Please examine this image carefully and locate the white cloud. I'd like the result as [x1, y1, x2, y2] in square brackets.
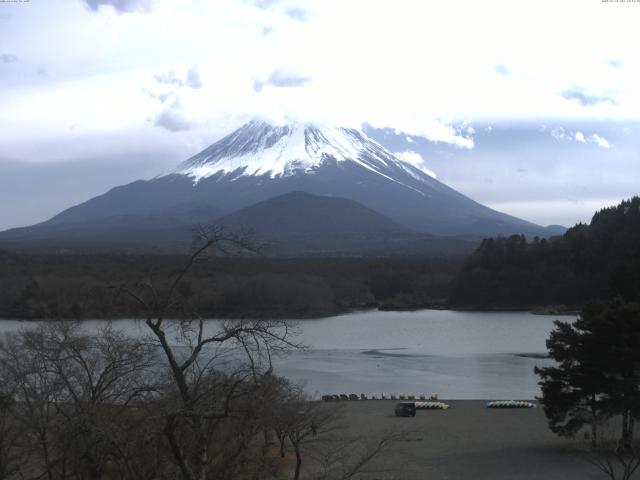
[394, 150, 437, 178]
[0, 53, 18, 63]
[551, 128, 610, 148]
[551, 127, 568, 141]
[0, 0, 638, 162]
[253, 68, 311, 92]
[83, 0, 155, 13]
[589, 133, 610, 148]
[154, 66, 202, 89]
[155, 109, 194, 132]
[2, 0, 640, 233]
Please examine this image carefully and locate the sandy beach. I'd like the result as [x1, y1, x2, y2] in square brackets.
[300, 400, 603, 480]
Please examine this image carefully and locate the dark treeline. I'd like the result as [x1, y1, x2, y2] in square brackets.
[452, 197, 640, 308]
[0, 251, 463, 320]
[6, 196, 639, 320]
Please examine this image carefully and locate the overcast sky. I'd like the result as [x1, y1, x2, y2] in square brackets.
[1, 0, 639, 230]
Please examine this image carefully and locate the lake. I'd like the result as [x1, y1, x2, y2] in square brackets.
[271, 309, 565, 399]
[0, 309, 568, 399]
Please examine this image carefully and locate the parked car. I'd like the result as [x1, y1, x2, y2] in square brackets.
[394, 402, 416, 417]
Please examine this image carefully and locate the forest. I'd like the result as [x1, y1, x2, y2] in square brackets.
[452, 197, 640, 309]
[0, 250, 462, 320]
[2, 196, 640, 320]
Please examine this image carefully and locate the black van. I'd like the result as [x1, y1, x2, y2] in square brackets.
[394, 402, 416, 417]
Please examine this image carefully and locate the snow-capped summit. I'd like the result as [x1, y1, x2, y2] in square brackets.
[172, 120, 431, 188]
[0, 119, 559, 254]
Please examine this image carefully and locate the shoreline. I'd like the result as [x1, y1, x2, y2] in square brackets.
[0, 304, 578, 322]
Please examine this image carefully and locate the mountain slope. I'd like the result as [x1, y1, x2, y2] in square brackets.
[0, 120, 553, 254]
[215, 191, 420, 255]
[217, 191, 409, 237]
[0, 214, 196, 252]
[169, 121, 546, 236]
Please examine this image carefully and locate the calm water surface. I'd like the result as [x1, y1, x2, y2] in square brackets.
[0, 310, 570, 399]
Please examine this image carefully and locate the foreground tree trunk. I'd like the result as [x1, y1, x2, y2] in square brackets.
[623, 410, 630, 448]
[592, 396, 598, 448]
[293, 447, 302, 480]
[280, 435, 286, 458]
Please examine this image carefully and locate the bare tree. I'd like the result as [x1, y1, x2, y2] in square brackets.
[275, 393, 407, 480]
[261, 378, 302, 459]
[115, 225, 302, 480]
[580, 421, 640, 480]
[286, 399, 341, 480]
[0, 322, 159, 480]
[264, 386, 404, 480]
[0, 392, 23, 480]
[310, 430, 408, 480]
[40, 322, 158, 479]
[0, 327, 67, 480]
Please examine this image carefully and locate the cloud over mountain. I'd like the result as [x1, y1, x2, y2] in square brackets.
[154, 67, 202, 89]
[394, 150, 436, 178]
[0, 53, 17, 63]
[83, 0, 155, 13]
[562, 88, 616, 107]
[154, 97, 194, 132]
[253, 69, 311, 92]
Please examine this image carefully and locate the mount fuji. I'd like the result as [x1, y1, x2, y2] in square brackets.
[0, 120, 559, 254]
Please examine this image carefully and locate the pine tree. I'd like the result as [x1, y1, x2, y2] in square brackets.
[594, 299, 640, 448]
[535, 314, 609, 445]
[536, 299, 640, 446]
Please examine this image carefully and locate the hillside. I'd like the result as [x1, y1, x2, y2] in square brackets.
[0, 121, 555, 255]
[452, 197, 640, 308]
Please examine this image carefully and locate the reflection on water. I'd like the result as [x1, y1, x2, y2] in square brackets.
[0, 309, 571, 399]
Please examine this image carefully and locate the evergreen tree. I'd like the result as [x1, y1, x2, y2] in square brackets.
[453, 196, 640, 307]
[535, 313, 609, 445]
[536, 299, 640, 446]
[595, 299, 640, 448]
